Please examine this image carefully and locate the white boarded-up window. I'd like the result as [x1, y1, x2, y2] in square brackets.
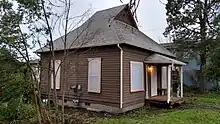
[88, 58, 101, 93]
[51, 60, 61, 89]
[161, 66, 168, 89]
[130, 61, 144, 92]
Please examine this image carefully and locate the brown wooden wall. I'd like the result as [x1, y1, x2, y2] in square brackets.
[122, 44, 152, 108]
[40, 45, 120, 107]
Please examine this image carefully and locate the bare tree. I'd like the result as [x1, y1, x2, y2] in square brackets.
[120, 0, 140, 22]
[37, 0, 92, 123]
[61, 0, 70, 123]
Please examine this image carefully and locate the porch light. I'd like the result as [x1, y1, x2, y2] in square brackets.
[176, 66, 179, 71]
[148, 66, 153, 72]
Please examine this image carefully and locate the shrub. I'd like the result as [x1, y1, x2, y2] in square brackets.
[0, 101, 36, 122]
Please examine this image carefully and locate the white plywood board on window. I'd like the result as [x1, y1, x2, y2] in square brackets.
[88, 58, 101, 93]
[51, 60, 61, 89]
[130, 61, 144, 92]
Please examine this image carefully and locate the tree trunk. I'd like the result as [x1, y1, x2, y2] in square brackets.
[48, 55, 51, 109]
[198, 0, 207, 93]
[61, 1, 70, 123]
[41, 0, 58, 122]
[198, 53, 206, 92]
[199, 68, 205, 92]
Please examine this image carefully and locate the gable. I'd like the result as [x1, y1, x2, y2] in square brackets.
[114, 5, 138, 29]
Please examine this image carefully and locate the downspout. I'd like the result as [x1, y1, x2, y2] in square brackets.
[117, 44, 123, 109]
[167, 65, 171, 104]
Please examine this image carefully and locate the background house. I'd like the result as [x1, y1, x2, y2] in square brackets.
[161, 42, 216, 90]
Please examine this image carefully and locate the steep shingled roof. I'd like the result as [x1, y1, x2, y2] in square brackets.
[36, 4, 175, 57]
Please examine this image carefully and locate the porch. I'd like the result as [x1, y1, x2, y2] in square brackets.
[147, 95, 184, 106]
[144, 54, 186, 107]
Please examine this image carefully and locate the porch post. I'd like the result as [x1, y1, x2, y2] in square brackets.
[180, 66, 183, 98]
[167, 65, 171, 103]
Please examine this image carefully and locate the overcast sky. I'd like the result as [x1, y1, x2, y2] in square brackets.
[70, 0, 168, 43]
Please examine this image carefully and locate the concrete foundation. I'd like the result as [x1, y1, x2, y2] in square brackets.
[57, 100, 145, 113]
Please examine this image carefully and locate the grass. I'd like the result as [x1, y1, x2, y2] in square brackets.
[94, 92, 220, 124]
[96, 109, 220, 124]
[184, 92, 220, 107]
[148, 109, 220, 124]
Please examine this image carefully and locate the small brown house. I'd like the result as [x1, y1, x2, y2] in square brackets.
[37, 4, 186, 113]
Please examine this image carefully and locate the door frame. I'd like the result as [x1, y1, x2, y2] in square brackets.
[145, 64, 152, 99]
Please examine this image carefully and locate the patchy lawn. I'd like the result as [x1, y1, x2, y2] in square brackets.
[96, 109, 220, 124]
[148, 109, 220, 124]
[184, 92, 220, 108]
[94, 92, 220, 124]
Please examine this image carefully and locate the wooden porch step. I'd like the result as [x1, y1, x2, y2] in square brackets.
[146, 96, 184, 108]
[170, 99, 184, 105]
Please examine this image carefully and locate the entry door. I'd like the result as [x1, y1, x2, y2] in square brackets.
[151, 66, 157, 96]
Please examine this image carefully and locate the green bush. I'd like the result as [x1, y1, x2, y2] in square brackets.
[0, 102, 36, 121]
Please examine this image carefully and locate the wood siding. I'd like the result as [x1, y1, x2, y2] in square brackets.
[40, 45, 120, 107]
[122, 44, 152, 108]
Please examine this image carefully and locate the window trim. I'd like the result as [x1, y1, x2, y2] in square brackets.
[130, 61, 144, 93]
[87, 58, 101, 93]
